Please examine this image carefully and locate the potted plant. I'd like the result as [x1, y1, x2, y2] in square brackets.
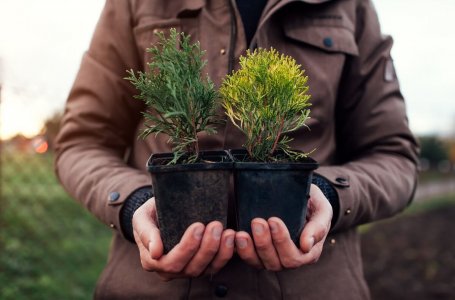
[220, 48, 318, 245]
[126, 29, 232, 253]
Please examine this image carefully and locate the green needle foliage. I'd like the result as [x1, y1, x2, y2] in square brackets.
[220, 48, 312, 162]
[126, 28, 220, 164]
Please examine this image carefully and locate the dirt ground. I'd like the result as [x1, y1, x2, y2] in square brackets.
[361, 203, 455, 300]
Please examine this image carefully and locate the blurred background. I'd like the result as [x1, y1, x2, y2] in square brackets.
[1, 0, 454, 299]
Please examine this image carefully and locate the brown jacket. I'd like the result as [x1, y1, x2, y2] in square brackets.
[55, 0, 419, 299]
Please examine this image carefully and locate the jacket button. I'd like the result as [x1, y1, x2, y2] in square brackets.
[345, 208, 352, 215]
[108, 192, 120, 202]
[323, 37, 333, 48]
[330, 238, 336, 245]
[220, 48, 226, 55]
[214, 284, 228, 297]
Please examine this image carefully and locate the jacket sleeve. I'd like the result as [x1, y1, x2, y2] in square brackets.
[54, 0, 151, 235]
[315, 0, 419, 232]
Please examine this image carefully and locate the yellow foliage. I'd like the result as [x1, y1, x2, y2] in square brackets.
[220, 48, 312, 161]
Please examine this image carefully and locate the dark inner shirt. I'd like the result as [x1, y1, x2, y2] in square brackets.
[235, 0, 268, 45]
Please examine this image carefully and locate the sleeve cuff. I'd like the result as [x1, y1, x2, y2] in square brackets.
[119, 186, 154, 243]
[312, 173, 340, 230]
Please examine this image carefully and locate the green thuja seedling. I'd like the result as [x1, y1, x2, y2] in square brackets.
[220, 48, 312, 161]
[126, 28, 220, 164]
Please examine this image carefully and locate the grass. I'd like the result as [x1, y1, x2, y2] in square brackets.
[0, 151, 112, 300]
[419, 170, 455, 183]
[403, 193, 455, 214]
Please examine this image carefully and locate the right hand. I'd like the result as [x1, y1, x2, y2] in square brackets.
[235, 184, 332, 271]
[132, 197, 236, 281]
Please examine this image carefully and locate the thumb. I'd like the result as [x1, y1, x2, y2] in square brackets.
[147, 222, 163, 260]
[133, 197, 164, 259]
[299, 185, 332, 252]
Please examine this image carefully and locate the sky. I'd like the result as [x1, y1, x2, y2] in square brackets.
[0, 0, 454, 139]
[0, 0, 105, 139]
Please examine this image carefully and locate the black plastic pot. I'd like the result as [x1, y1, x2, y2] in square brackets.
[230, 149, 318, 246]
[147, 150, 233, 253]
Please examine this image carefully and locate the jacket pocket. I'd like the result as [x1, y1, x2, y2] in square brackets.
[283, 19, 358, 56]
[279, 19, 358, 130]
[133, 18, 181, 69]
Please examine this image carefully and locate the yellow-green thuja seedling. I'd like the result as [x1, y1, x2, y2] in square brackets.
[220, 48, 312, 161]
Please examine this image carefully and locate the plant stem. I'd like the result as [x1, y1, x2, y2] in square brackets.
[270, 117, 285, 155]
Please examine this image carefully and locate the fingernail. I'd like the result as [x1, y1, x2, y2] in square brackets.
[226, 236, 234, 248]
[212, 226, 222, 241]
[269, 221, 278, 233]
[148, 241, 157, 259]
[237, 238, 247, 249]
[194, 225, 204, 240]
[308, 237, 315, 249]
[252, 223, 264, 235]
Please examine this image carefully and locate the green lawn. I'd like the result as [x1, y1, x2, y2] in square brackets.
[419, 170, 455, 183]
[0, 152, 112, 300]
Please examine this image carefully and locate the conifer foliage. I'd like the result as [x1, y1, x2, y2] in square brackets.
[220, 48, 312, 161]
[126, 29, 219, 164]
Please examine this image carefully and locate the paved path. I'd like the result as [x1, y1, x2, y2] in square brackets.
[414, 178, 455, 202]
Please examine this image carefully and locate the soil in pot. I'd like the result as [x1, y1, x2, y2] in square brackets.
[148, 150, 233, 253]
[231, 149, 318, 246]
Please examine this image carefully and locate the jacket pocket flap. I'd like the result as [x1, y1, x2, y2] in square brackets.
[134, 18, 181, 35]
[284, 22, 358, 56]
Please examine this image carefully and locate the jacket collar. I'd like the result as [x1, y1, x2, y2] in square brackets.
[260, 0, 333, 29]
[177, 0, 206, 18]
[270, 0, 333, 7]
[300, 0, 332, 3]
[250, 0, 333, 49]
[177, 0, 332, 18]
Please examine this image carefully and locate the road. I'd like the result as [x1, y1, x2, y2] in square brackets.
[414, 178, 455, 202]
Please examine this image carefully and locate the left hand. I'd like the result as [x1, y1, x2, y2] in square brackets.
[133, 197, 236, 281]
[235, 184, 333, 271]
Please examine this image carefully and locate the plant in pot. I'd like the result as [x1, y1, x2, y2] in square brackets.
[220, 48, 318, 245]
[126, 29, 232, 253]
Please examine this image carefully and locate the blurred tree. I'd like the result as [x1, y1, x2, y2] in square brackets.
[419, 135, 449, 169]
[447, 139, 455, 164]
[5, 134, 31, 153]
[40, 112, 63, 151]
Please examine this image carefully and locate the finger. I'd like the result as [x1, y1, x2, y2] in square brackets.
[296, 240, 325, 265]
[132, 197, 163, 260]
[268, 217, 326, 268]
[268, 217, 304, 269]
[299, 219, 328, 253]
[183, 221, 223, 277]
[251, 218, 282, 271]
[235, 231, 263, 269]
[137, 241, 157, 272]
[154, 222, 205, 274]
[208, 229, 235, 274]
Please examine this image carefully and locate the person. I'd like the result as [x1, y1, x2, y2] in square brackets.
[55, 0, 419, 299]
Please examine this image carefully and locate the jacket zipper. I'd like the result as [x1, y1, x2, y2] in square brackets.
[222, 0, 238, 150]
[228, 0, 237, 74]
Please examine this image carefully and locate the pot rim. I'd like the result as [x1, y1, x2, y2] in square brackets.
[229, 148, 318, 171]
[147, 150, 233, 173]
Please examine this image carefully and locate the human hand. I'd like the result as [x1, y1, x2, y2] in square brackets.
[133, 197, 236, 281]
[235, 184, 333, 271]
